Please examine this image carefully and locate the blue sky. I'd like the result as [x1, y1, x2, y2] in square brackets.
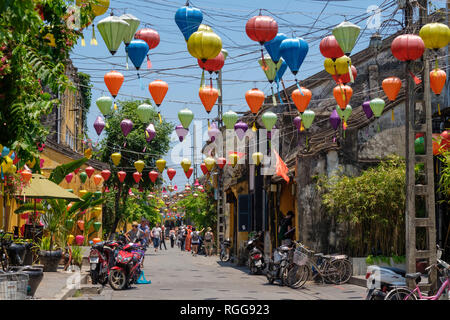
[70, 0, 419, 188]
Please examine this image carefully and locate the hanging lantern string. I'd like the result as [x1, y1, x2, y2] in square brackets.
[91, 24, 98, 46]
[200, 69, 205, 89]
[295, 78, 304, 96]
[125, 46, 129, 70]
[147, 55, 152, 69]
[210, 76, 213, 88]
[271, 85, 277, 106]
[260, 48, 268, 71]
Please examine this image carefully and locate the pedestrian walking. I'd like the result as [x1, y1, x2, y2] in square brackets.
[151, 223, 162, 252]
[169, 228, 176, 248]
[185, 225, 192, 252]
[204, 227, 214, 256]
[160, 224, 167, 250]
[191, 227, 204, 256]
[178, 226, 186, 251]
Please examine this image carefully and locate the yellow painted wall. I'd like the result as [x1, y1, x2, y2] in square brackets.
[279, 182, 297, 240]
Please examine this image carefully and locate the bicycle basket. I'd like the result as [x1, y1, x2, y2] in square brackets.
[293, 250, 308, 266]
[0, 272, 29, 300]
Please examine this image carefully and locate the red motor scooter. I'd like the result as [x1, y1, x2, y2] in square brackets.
[89, 240, 120, 285]
[108, 243, 143, 290]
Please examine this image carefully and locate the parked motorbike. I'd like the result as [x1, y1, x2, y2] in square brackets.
[266, 240, 295, 286]
[246, 231, 265, 275]
[89, 240, 120, 285]
[220, 238, 231, 262]
[108, 243, 144, 290]
[365, 265, 406, 300]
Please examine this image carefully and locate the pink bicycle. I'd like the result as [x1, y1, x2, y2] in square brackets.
[385, 248, 450, 300]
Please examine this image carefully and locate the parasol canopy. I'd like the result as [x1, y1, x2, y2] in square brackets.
[15, 174, 82, 201]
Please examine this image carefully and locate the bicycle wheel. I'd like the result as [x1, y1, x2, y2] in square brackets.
[326, 259, 353, 284]
[384, 287, 417, 300]
[287, 264, 310, 289]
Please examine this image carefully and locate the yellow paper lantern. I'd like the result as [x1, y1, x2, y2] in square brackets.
[419, 22, 450, 50]
[111, 153, 121, 166]
[134, 160, 145, 173]
[84, 148, 93, 159]
[8, 164, 17, 174]
[229, 153, 239, 168]
[187, 30, 222, 62]
[180, 158, 191, 172]
[324, 55, 351, 75]
[79, 189, 88, 198]
[67, 235, 75, 245]
[204, 157, 216, 172]
[252, 152, 264, 166]
[156, 159, 166, 173]
[1, 156, 13, 173]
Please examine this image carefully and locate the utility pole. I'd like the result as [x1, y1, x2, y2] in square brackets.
[216, 69, 226, 249]
[404, 0, 437, 291]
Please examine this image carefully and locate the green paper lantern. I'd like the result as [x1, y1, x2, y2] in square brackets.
[332, 20, 361, 55]
[261, 111, 278, 131]
[178, 108, 194, 129]
[79, 172, 88, 184]
[301, 110, 316, 129]
[223, 110, 238, 130]
[336, 105, 352, 122]
[415, 137, 425, 155]
[369, 98, 385, 118]
[94, 191, 102, 199]
[65, 219, 74, 230]
[136, 103, 154, 123]
[258, 54, 284, 83]
[120, 13, 140, 45]
[97, 15, 130, 55]
[93, 222, 102, 232]
[96, 96, 113, 116]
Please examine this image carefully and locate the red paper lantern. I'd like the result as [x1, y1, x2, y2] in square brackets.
[167, 168, 176, 181]
[134, 28, 160, 50]
[200, 163, 208, 175]
[391, 34, 425, 61]
[217, 157, 227, 169]
[246, 15, 278, 45]
[319, 35, 344, 60]
[332, 65, 357, 85]
[133, 171, 142, 183]
[85, 166, 95, 178]
[149, 170, 159, 183]
[101, 169, 111, 181]
[198, 52, 225, 74]
[117, 171, 126, 183]
[185, 167, 193, 179]
[65, 173, 74, 183]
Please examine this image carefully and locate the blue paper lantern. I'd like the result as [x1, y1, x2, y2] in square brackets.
[274, 60, 287, 83]
[1, 147, 10, 158]
[127, 39, 149, 70]
[175, 5, 203, 42]
[279, 37, 309, 76]
[264, 33, 288, 64]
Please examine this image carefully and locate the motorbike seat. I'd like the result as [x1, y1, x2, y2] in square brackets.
[279, 245, 292, 252]
[405, 272, 421, 280]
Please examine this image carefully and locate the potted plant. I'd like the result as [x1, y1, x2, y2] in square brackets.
[37, 236, 62, 272]
[70, 245, 83, 271]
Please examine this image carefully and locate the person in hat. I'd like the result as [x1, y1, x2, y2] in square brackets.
[126, 221, 144, 243]
[204, 227, 214, 256]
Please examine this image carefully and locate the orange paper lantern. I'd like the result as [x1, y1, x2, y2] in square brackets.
[291, 87, 312, 113]
[21, 170, 32, 183]
[93, 174, 102, 186]
[92, 238, 101, 245]
[245, 88, 265, 114]
[199, 86, 219, 114]
[148, 79, 168, 107]
[104, 70, 124, 98]
[333, 84, 353, 110]
[382, 76, 402, 101]
[77, 220, 85, 231]
[430, 68, 446, 96]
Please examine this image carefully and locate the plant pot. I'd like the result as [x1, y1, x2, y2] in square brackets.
[23, 242, 34, 266]
[6, 243, 26, 266]
[39, 249, 63, 272]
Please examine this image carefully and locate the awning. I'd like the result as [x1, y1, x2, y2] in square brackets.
[14, 174, 82, 201]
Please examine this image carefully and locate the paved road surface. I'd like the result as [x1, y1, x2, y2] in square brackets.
[73, 246, 366, 300]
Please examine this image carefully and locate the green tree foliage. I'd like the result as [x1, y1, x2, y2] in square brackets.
[438, 150, 450, 203]
[177, 186, 217, 231]
[98, 99, 172, 236]
[0, 0, 93, 168]
[317, 155, 406, 257]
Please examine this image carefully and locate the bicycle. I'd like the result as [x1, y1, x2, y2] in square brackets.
[385, 247, 450, 300]
[286, 242, 353, 288]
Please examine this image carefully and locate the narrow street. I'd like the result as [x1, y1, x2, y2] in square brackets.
[74, 246, 366, 300]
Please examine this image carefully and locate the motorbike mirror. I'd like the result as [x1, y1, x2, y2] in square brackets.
[437, 246, 442, 260]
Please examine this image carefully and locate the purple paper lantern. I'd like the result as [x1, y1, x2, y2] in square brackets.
[208, 122, 220, 142]
[234, 121, 248, 140]
[120, 119, 133, 137]
[293, 116, 302, 131]
[93, 116, 105, 136]
[329, 109, 341, 130]
[362, 100, 373, 119]
[145, 123, 156, 142]
[175, 124, 189, 142]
